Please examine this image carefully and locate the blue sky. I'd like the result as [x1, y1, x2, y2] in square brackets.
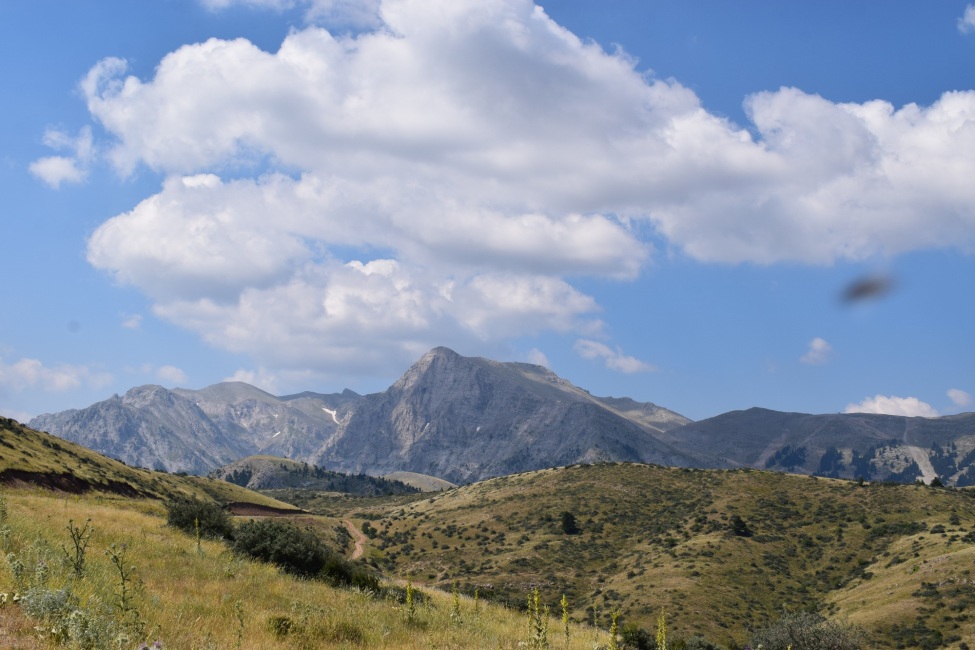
[1, 0, 974, 422]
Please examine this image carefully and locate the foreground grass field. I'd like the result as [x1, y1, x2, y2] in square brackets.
[0, 489, 610, 649]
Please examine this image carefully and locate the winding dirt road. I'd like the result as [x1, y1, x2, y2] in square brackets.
[344, 520, 367, 560]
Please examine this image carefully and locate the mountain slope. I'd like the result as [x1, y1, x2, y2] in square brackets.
[353, 462, 975, 648]
[310, 347, 707, 483]
[209, 455, 420, 496]
[0, 416, 298, 509]
[664, 407, 975, 484]
[29, 385, 249, 474]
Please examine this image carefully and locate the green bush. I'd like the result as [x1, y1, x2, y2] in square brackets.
[729, 515, 752, 537]
[234, 519, 329, 577]
[165, 497, 233, 540]
[560, 511, 580, 535]
[620, 622, 654, 649]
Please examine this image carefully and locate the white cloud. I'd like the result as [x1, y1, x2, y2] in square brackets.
[800, 337, 832, 365]
[844, 395, 939, 418]
[29, 126, 94, 188]
[121, 313, 143, 329]
[948, 388, 973, 408]
[29, 156, 87, 189]
[0, 408, 33, 423]
[574, 339, 654, 373]
[0, 357, 112, 393]
[959, 5, 975, 33]
[224, 367, 281, 394]
[62, 0, 975, 377]
[526, 348, 550, 368]
[156, 365, 188, 385]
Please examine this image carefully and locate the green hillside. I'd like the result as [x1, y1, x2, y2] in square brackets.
[0, 416, 297, 509]
[0, 419, 610, 649]
[5, 415, 975, 648]
[210, 454, 421, 495]
[340, 463, 975, 648]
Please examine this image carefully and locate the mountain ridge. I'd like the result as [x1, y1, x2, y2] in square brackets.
[28, 346, 975, 485]
[30, 347, 701, 481]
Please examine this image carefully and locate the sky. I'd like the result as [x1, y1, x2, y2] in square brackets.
[1, 0, 974, 423]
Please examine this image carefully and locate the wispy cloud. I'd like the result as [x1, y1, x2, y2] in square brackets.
[0, 356, 112, 393]
[800, 337, 832, 365]
[948, 388, 972, 408]
[29, 126, 94, 188]
[526, 348, 550, 368]
[959, 5, 975, 34]
[574, 339, 654, 373]
[844, 395, 938, 418]
[157, 365, 188, 385]
[121, 314, 143, 330]
[224, 367, 280, 394]
[0, 407, 33, 423]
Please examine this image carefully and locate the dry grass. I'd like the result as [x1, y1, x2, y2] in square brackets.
[0, 489, 609, 649]
[333, 463, 975, 646]
[0, 418, 297, 510]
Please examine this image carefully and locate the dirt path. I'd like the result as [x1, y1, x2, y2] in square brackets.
[344, 519, 367, 560]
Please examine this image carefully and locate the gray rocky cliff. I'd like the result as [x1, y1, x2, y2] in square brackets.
[29, 347, 701, 480]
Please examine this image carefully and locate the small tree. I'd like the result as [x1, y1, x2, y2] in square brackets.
[560, 511, 580, 535]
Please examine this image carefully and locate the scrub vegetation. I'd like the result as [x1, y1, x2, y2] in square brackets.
[4, 417, 975, 648]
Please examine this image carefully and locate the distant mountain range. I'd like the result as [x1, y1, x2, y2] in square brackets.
[29, 347, 975, 485]
[665, 407, 975, 485]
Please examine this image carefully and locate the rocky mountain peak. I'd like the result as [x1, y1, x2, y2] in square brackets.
[29, 346, 702, 481]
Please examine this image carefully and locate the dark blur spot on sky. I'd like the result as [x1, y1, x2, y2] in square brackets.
[841, 275, 894, 303]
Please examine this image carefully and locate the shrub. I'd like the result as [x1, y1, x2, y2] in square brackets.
[165, 498, 233, 540]
[234, 519, 329, 577]
[729, 515, 752, 537]
[560, 511, 580, 535]
[321, 552, 381, 591]
[620, 622, 654, 649]
[750, 611, 866, 650]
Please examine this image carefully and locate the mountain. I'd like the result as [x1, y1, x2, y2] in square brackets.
[30, 346, 975, 485]
[30, 347, 702, 482]
[30, 382, 361, 475]
[309, 347, 706, 483]
[663, 407, 975, 484]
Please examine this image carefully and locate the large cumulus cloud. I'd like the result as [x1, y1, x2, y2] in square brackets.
[73, 0, 975, 376]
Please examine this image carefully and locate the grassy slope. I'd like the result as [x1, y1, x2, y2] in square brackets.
[0, 417, 295, 509]
[344, 463, 975, 648]
[6, 414, 975, 647]
[0, 490, 609, 649]
[382, 471, 456, 492]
